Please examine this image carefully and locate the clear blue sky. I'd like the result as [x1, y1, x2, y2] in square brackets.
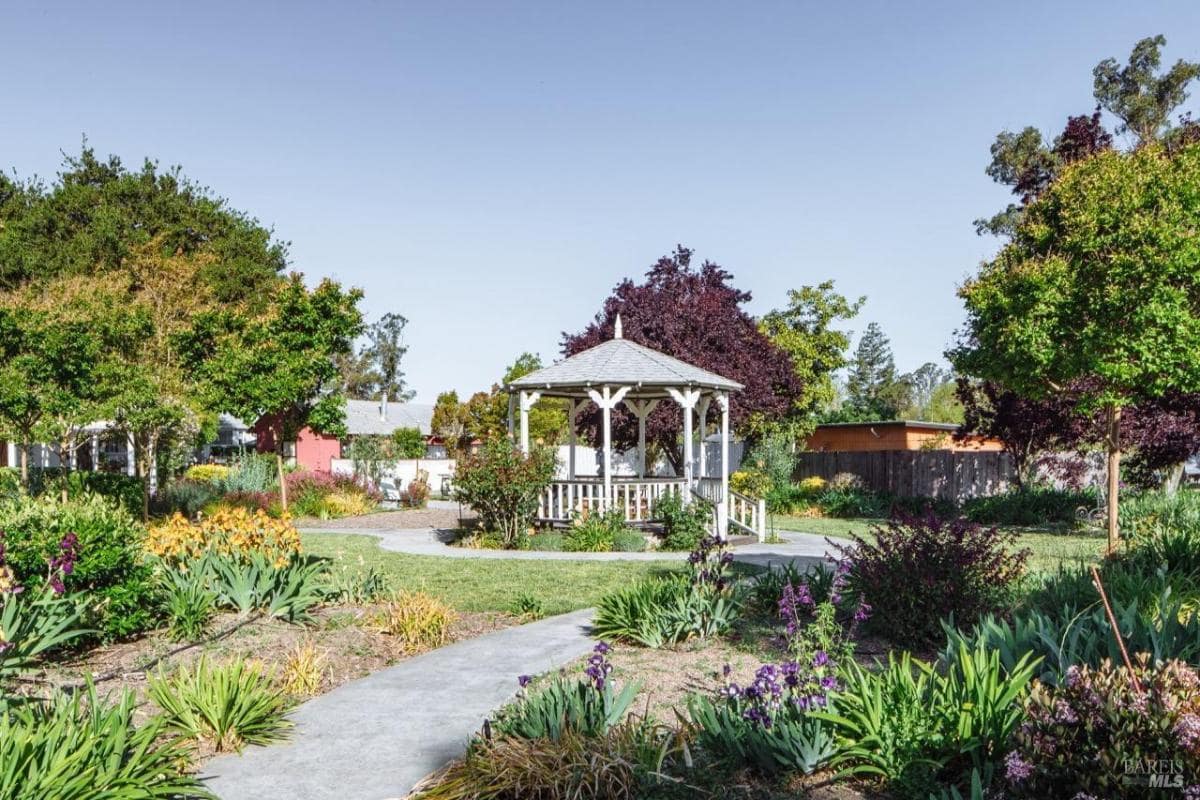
[4, 1, 1199, 401]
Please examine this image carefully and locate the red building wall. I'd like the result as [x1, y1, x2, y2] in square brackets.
[252, 420, 343, 472]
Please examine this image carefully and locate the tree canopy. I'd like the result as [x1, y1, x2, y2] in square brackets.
[953, 141, 1200, 545]
[561, 247, 800, 468]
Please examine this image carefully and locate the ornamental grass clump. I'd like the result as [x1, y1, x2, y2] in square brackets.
[371, 590, 457, 653]
[834, 509, 1029, 646]
[148, 655, 293, 753]
[1004, 656, 1200, 799]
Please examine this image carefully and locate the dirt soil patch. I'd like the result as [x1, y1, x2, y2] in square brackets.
[24, 604, 513, 729]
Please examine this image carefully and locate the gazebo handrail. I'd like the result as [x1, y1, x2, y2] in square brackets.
[547, 476, 686, 485]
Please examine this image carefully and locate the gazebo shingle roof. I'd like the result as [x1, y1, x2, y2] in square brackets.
[505, 338, 743, 396]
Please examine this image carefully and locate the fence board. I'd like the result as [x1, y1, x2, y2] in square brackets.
[794, 450, 1016, 502]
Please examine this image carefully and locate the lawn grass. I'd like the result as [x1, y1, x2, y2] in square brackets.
[771, 513, 1106, 573]
[302, 533, 687, 616]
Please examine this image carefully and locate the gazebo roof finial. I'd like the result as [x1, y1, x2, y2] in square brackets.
[613, 313, 623, 339]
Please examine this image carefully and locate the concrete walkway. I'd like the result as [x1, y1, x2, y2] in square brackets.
[302, 527, 838, 570]
[203, 609, 596, 800]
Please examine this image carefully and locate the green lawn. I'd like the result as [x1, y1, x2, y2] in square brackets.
[302, 533, 687, 616]
[771, 514, 1105, 574]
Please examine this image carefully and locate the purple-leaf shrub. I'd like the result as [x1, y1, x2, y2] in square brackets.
[833, 509, 1029, 645]
[1007, 656, 1200, 799]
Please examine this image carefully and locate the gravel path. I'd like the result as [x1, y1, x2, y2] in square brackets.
[203, 609, 595, 800]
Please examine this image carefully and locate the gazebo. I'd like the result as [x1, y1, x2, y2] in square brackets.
[504, 318, 765, 540]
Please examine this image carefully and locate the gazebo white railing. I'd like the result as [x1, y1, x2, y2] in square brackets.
[507, 315, 766, 540]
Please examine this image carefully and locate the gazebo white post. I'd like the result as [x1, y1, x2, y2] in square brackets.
[587, 386, 630, 512]
[696, 395, 711, 482]
[625, 399, 659, 478]
[518, 390, 541, 455]
[567, 399, 584, 479]
[667, 388, 701, 502]
[717, 392, 731, 540]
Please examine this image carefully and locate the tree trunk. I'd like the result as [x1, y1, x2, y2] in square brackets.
[60, 436, 70, 503]
[1163, 462, 1185, 496]
[1106, 406, 1121, 554]
[137, 442, 150, 522]
[19, 443, 27, 486]
[276, 451, 289, 512]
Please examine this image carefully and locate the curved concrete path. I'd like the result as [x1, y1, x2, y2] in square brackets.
[203, 608, 595, 800]
[302, 527, 838, 570]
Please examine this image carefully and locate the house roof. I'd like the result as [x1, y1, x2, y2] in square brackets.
[813, 420, 961, 432]
[343, 399, 434, 436]
[505, 337, 743, 398]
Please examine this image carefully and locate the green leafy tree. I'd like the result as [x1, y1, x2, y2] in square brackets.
[842, 322, 907, 421]
[195, 276, 363, 511]
[431, 391, 469, 457]
[392, 427, 427, 459]
[952, 142, 1200, 549]
[0, 145, 286, 303]
[462, 353, 567, 445]
[1093, 35, 1200, 144]
[759, 281, 864, 437]
[339, 312, 415, 401]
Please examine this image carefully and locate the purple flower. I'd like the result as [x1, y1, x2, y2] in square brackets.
[1005, 751, 1033, 783]
[853, 601, 872, 624]
[1176, 713, 1200, 749]
[812, 651, 829, 668]
[593, 641, 611, 655]
[517, 675, 532, 688]
[722, 663, 732, 677]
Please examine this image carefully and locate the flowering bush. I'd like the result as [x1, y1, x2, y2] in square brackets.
[452, 439, 557, 548]
[184, 464, 231, 485]
[797, 476, 828, 496]
[401, 477, 431, 508]
[834, 509, 1029, 645]
[730, 469, 772, 498]
[1005, 656, 1200, 799]
[287, 470, 381, 518]
[146, 508, 301, 567]
[828, 472, 865, 491]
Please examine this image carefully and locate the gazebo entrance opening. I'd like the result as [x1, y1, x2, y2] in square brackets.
[504, 319, 765, 540]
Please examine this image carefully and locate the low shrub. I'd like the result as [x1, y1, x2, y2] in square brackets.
[563, 510, 626, 552]
[371, 590, 458, 652]
[153, 478, 222, 518]
[222, 452, 278, 494]
[612, 530, 646, 552]
[402, 477, 431, 508]
[816, 486, 888, 518]
[828, 472, 865, 491]
[1004, 656, 1200, 799]
[796, 476, 828, 496]
[24, 468, 144, 512]
[0, 494, 153, 639]
[730, 469, 771, 498]
[184, 463, 232, 485]
[961, 485, 1093, 526]
[0, 684, 208, 800]
[287, 470, 381, 518]
[453, 439, 557, 548]
[148, 655, 293, 753]
[212, 490, 278, 515]
[653, 492, 711, 551]
[492, 642, 638, 741]
[835, 510, 1029, 646]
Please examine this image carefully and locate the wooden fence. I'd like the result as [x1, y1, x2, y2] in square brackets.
[793, 450, 1015, 502]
